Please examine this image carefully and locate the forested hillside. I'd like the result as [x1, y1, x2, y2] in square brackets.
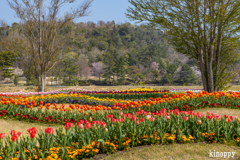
[0, 21, 199, 86]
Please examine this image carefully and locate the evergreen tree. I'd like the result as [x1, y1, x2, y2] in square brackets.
[14, 75, 20, 86]
[179, 64, 196, 84]
[0, 51, 16, 78]
[166, 63, 178, 84]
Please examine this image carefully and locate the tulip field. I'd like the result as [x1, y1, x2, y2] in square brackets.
[0, 88, 240, 159]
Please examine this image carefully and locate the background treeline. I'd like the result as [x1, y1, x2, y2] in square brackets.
[0, 21, 201, 86]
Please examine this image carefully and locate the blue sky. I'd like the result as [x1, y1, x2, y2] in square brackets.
[0, 0, 137, 25]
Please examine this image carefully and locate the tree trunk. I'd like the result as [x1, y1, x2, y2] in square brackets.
[198, 50, 207, 91]
[214, 7, 223, 91]
[207, 3, 215, 93]
[41, 72, 46, 92]
[37, 76, 40, 92]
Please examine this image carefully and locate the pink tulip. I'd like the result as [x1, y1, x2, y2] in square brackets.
[150, 117, 155, 122]
[78, 123, 83, 129]
[198, 119, 202, 125]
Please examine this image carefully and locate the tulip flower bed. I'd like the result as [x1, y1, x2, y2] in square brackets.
[1, 89, 240, 159]
[0, 109, 240, 159]
[1, 90, 240, 125]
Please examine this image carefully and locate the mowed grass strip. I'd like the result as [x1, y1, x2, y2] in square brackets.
[103, 143, 240, 160]
[194, 108, 240, 117]
[0, 118, 61, 136]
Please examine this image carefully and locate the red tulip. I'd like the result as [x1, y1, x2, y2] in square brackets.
[131, 116, 137, 121]
[224, 115, 228, 119]
[161, 108, 166, 113]
[135, 112, 140, 116]
[107, 114, 113, 119]
[79, 119, 84, 124]
[140, 118, 144, 122]
[0, 133, 5, 139]
[45, 127, 54, 134]
[111, 118, 116, 123]
[127, 113, 132, 118]
[174, 111, 179, 116]
[11, 135, 17, 142]
[215, 115, 221, 120]
[30, 133, 36, 139]
[122, 114, 127, 118]
[117, 118, 124, 123]
[10, 130, 15, 136]
[16, 132, 21, 137]
[188, 111, 193, 115]
[207, 115, 213, 120]
[227, 119, 231, 123]
[86, 123, 91, 129]
[65, 122, 73, 130]
[27, 127, 37, 134]
[181, 111, 186, 115]
[183, 116, 188, 121]
[100, 122, 106, 127]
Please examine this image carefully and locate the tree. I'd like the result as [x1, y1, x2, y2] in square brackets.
[166, 63, 178, 84]
[92, 62, 103, 80]
[150, 62, 159, 71]
[78, 54, 90, 79]
[179, 64, 196, 84]
[14, 75, 20, 86]
[62, 52, 80, 79]
[152, 69, 159, 80]
[102, 46, 118, 82]
[128, 65, 142, 83]
[127, 0, 240, 92]
[160, 74, 170, 85]
[2, 0, 93, 92]
[0, 51, 16, 79]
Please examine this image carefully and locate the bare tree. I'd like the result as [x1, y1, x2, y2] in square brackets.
[92, 62, 103, 80]
[1, 0, 93, 92]
[82, 65, 91, 81]
[78, 54, 89, 78]
[150, 62, 159, 71]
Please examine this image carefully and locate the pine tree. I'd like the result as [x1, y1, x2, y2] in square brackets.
[0, 51, 16, 78]
[14, 75, 20, 86]
[179, 64, 196, 84]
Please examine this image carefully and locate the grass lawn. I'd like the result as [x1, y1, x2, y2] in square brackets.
[0, 85, 204, 93]
[3, 84, 240, 93]
[102, 143, 240, 160]
[194, 108, 240, 117]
